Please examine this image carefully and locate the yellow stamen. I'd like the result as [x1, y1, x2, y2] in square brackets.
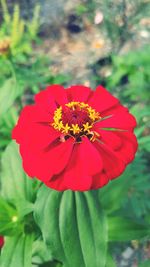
[51, 101, 101, 142]
[90, 131, 100, 142]
[83, 122, 92, 132]
[71, 124, 80, 134]
[57, 121, 64, 131]
[66, 102, 79, 108]
[80, 102, 89, 108]
[62, 123, 71, 134]
[89, 111, 100, 121]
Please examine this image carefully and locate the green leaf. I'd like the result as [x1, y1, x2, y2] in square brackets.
[99, 154, 145, 215]
[38, 260, 63, 267]
[51, 74, 70, 84]
[108, 217, 150, 241]
[1, 141, 40, 202]
[0, 234, 34, 267]
[47, 261, 63, 267]
[32, 239, 53, 264]
[100, 167, 132, 214]
[75, 4, 88, 15]
[0, 79, 17, 117]
[0, 197, 20, 235]
[138, 136, 150, 152]
[0, 108, 17, 148]
[34, 185, 108, 267]
[15, 199, 34, 218]
[139, 260, 150, 267]
[105, 252, 116, 267]
[0, 106, 17, 132]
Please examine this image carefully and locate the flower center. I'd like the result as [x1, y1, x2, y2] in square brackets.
[52, 101, 101, 142]
[62, 109, 90, 127]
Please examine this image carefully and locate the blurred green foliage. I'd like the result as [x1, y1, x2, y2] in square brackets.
[76, 0, 150, 51]
[0, 0, 40, 55]
[108, 46, 150, 102]
[0, 0, 70, 158]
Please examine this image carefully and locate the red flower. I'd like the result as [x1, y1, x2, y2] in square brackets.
[12, 85, 137, 191]
[0, 236, 4, 248]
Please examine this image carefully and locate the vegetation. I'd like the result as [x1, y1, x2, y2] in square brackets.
[0, 0, 150, 266]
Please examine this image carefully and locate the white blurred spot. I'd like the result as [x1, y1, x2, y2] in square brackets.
[140, 30, 149, 38]
[94, 11, 104, 25]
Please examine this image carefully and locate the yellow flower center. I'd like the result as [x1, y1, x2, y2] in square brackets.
[52, 101, 101, 142]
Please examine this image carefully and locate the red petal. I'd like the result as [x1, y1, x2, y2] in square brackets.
[96, 110, 137, 130]
[96, 129, 122, 150]
[100, 103, 127, 117]
[66, 85, 92, 102]
[46, 84, 68, 105]
[35, 85, 68, 111]
[12, 105, 57, 147]
[45, 138, 74, 176]
[123, 131, 138, 153]
[94, 141, 126, 181]
[47, 137, 103, 191]
[18, 124, 59, 151]
[79, 137, 103, 176]
[63, 137, 103, 188]
[35, 89, 56, 113]
[91, 172, 109, 189]
[45, 173, 68, 191]
[0, 236, 4, 248]
[88, 85, 119, 112]
[20, 138, 74, 182]
[114, 132, 138, 164]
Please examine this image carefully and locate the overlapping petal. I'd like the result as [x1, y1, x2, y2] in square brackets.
[20, 138, 74, 182]
[88, 85, 119, 112]
[12, 105, 58, 148]
[35, 84, 68, 112]
[66, 85, 92, 102]
[97, 110, 137, 131]
[12, 84, 138, 191]
[46, 137, 103, 191]
[94, 141, 126, 180]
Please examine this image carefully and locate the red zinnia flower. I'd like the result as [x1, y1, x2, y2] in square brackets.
[12, 85, 137, 191]
[0, 236, 4, 248]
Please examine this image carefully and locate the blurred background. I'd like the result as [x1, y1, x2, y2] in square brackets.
[0, 0, 150, 267]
